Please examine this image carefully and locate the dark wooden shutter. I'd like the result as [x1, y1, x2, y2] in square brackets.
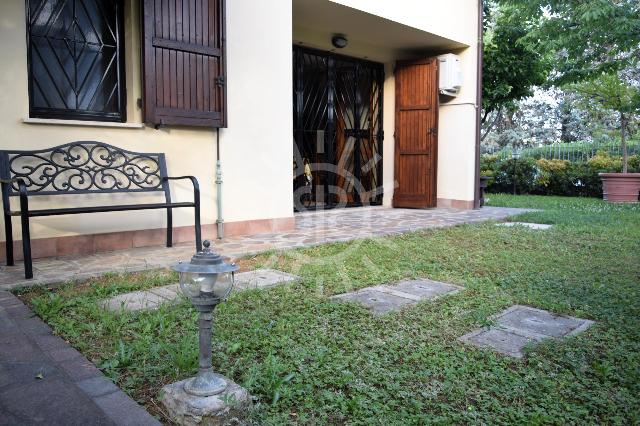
[142, 0, 226, 127]
[393, 58, 439, 208]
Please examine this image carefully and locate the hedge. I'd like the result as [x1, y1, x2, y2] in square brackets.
[481, 152, 640, 197]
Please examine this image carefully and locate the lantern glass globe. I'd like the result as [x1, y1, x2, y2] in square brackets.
[179, 272, 233, 299]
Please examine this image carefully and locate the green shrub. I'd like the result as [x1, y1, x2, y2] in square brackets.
[587, 151, 623, 172]
[482, 151, 640, 197]
[489, 157, 538, 194]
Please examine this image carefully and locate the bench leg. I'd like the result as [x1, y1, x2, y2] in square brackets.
[166, 208, 173, 247]
[194, 206, 202, 252]
[20, 212, 32, 279]
[4, 214, 13, 266]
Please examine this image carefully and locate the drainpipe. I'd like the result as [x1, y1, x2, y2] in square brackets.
[473, 0, 484, 209]
[215, 128, 224, 239]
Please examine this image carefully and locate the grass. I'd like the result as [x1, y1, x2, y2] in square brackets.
[15, 194, 640, 424]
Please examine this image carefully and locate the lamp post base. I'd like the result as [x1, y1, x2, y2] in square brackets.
[184, 371, 228, 397]
[161, 375, 251, 426]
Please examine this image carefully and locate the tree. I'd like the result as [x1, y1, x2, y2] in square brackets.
[482, 2, 550, 139]
[573, 74, 640, 172]
[506, 0, 640, 85]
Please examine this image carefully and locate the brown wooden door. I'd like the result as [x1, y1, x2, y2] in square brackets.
[393, 58, 439, 208]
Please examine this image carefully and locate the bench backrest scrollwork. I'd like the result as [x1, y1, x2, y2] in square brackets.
[0, 142, 170, 197]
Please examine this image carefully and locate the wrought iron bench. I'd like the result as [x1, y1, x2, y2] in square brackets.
[0, 142, 202, 279]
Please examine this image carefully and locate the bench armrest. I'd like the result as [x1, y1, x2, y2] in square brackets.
[162, 175, 200, 205]
[163, 175, 199, 189]
[0, 178, 30, 216]
[0, 177, 29, 196]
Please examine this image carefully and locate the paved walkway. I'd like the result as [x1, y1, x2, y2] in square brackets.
[0, 291, 159, 425]
[0, 206, 528, 289]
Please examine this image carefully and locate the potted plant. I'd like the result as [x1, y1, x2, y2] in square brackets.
[576, 74, 640, 202]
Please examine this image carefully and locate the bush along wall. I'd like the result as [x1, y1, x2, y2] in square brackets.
[481, 152, 640, 197]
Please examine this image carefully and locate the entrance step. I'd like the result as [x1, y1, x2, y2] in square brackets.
[459, 305, 594, 358]
[331, 279, 462, 315]
[100, 269, 299, 313]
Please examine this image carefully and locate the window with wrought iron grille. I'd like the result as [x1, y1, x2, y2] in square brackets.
[26, 0, 126, 122]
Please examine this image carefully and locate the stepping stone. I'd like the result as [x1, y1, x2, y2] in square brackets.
[497, 222, 552, 230]
[331, 279, 462, 315]
[100, 269, 299, 312]
[332, 289, 417, 315]
[233, 269, 299, 291]
[458, 327, 544, 358]
[459, 305, 594, 358]
[391, 279, 462, 299]
[100, 284, 183, 312]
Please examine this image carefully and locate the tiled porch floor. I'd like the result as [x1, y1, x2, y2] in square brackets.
[0, 206, 529, 289]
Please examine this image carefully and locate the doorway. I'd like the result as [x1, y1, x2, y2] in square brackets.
[393, 58, 439, 208]
[293, 46, 384, 211]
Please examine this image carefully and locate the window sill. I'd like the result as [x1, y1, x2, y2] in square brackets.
[22, 118, 145, 129]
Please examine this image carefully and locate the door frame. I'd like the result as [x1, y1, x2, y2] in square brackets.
[392, 57, 439, 209]
[292, 46, 385, 211]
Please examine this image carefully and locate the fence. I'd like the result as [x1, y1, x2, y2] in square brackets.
[482, 140, 640, 162]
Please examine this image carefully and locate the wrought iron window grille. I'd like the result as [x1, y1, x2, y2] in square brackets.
[26, 0, 127, 122]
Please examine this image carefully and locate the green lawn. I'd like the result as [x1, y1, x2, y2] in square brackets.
[17, 195, 640, 424]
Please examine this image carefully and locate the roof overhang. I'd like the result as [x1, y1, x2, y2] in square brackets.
[293, 0, 468, 63]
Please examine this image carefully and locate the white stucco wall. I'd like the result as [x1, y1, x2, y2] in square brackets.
[0, 0, 293, 242]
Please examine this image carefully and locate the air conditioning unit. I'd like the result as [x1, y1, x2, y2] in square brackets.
[437, 54, 462, 97]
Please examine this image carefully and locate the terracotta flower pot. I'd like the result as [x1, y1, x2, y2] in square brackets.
[599, 173, 640, 203]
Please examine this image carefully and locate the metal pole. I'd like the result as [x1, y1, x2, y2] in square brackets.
[513, 157, 517, 195]
[198, 310, 213, 375]
[215, 128, 224, 239]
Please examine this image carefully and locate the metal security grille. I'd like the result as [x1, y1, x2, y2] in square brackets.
[26, 0, 126, 122]
[293, 46, 384, 210]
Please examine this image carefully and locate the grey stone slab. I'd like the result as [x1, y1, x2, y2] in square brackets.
[0, 330, 49, 363]
[100, 290, 167, 312]
[495, 305, 594, 338]
[390, 279, 463, 300]
[77, 376, 120, 398]
[15, 316, 54, 336]
[0, 377, 116, 426]
[369, 285, 424, 302]
[48, 346, 83, 363]
[0, 361, 62, 389]
[459, 328, 544, 358]
[234, 268, 299, 290]
[497, 222, 553, 230]
[94, 390, 161, 426]
[459, 305, 595, 358]
[57, 356, 103, 382]
[0, 291, 156, 425]
[148, 284, 181, 300]
[34, 334, 71, 352]
[332, 289, 417, 315]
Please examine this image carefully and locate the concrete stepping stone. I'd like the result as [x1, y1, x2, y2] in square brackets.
[100, 284, 182, 312]
[101, 269, 299, 313]
[497, 222, 552, 230]
[331, 279, 462, 315]
[459, 305, 594, 358]
[233, 269, 299, 291]
[332, 289, 418, 315]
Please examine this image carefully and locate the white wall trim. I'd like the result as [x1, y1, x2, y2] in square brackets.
[22, 117, 145, 129]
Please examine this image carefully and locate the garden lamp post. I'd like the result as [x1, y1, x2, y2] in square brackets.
[172, 240, 238, 397]
[512, 148, 521, 195]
